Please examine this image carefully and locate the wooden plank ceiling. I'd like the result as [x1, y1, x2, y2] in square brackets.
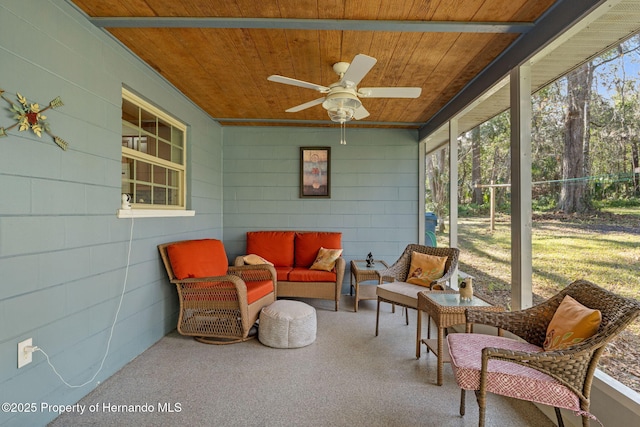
[69, 0, 556, 128]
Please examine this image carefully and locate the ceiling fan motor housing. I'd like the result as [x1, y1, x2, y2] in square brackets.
[332, 61, 351, 77]
[322, 89, 362, 110]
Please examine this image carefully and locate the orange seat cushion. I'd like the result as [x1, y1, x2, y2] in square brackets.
[288, 267, 337, 282]
[246, 231, 295, 267]
[245, 279, 275, 304]
[167, 239, 228, 280]
[294, 232, 342, 267]
[274, 266, 293, 282]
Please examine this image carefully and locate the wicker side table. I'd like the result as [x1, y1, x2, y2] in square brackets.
[350, 260, 389, 312]
[417, 290, 503, 386]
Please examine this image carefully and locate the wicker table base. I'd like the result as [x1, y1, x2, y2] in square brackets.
[417, 290, 503, 386]
[350, 260, 388, 312]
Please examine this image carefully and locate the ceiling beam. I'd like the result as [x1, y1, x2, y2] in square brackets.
[213, 118, 423, 127]
[89, 17, 533, 33]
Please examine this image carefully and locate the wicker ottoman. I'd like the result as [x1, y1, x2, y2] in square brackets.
[259, 300, 317, 348]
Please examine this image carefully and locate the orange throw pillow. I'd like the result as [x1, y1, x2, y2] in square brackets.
[310, 247, 343, 271]
[544, 295, 602, 351]
[406, 251, 447, 287]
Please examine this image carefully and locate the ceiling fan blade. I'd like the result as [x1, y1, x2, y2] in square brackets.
[354, 105, 370, 120]
[340, 54, 377, 87]
[285, 97, 325, 113]
[358, 87, 422, 98]
[268, 75, 329, 92]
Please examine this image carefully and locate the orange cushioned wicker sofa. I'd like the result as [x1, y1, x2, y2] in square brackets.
[234, 231, 345, 311]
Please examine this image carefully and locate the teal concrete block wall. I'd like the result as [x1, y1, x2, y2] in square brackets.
[223, 126, 421, 294]
[0, 1, 223, 425]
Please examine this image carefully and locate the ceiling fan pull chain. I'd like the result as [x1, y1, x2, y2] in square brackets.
[340, 122, 347, 145]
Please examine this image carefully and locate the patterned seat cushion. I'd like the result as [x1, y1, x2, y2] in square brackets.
[447, 333, 580, 411]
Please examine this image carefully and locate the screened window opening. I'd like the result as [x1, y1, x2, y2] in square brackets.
[121, 89, 186, 209]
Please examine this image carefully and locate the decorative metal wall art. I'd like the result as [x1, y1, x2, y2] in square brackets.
[0, 89, 67, 150]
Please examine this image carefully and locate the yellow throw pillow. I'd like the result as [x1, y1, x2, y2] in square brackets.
[243, 254, 274, 266]
[310, 247, 343, 271]
[406, 252, 447, 287]
[544, 295, 601, 351]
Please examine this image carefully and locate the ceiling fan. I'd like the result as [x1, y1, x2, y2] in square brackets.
[267, 54, 422, 124]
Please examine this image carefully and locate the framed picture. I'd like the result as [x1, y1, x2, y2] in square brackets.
[300, 147, 330, 198]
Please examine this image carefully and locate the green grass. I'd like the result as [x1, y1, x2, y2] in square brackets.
[446, 214, 640, 298]
[437, 209, 640, 322]
[601, 206, 640, 216]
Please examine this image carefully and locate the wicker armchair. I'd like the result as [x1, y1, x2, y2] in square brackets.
[375, 244, 460, 339]
[447, 279, 640, 427]
[159, 239, 276, 344]
[378, 244, 460, 289]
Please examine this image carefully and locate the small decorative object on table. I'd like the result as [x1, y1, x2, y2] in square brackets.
[459, 277, 473, 301]
[366, 252, 375, 267]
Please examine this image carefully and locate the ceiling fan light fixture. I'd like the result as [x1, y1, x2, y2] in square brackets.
[323, 91, 361, 123]
[327, 107, 354, 123]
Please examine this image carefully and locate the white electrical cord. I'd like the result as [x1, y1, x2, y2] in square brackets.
[29, 218, 135, 388]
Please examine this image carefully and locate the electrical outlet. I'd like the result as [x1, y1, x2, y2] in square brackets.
[18, 338, 33, 368]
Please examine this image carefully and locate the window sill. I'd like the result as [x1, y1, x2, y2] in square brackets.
[116, 209, 195, 218]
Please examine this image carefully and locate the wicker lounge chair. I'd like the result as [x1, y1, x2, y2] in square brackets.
[159, 239, 276, 344]
[378, 244, 460, 290]
[447, 279, 640, 427]
[375, 244, 460, 335]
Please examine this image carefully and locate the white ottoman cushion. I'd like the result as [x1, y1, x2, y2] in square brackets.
[259, 300, 317, 348]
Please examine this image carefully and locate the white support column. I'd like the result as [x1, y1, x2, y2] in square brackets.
[510, 64, 533, 310]
[419, 140, 426, 245]
[448, 119, 459, 250]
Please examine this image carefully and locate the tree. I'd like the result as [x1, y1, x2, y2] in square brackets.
[482, 112, 512, 208]
[426, 148, 449, 232]
[585, 37, 640, 199]
[471, 126, 483, 204]
[559, 62, 593, 213]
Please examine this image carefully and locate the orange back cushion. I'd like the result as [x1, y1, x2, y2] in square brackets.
[246, 231, 295, 267]
[294, 232, 342, 267]
[166, 239, 228, 280]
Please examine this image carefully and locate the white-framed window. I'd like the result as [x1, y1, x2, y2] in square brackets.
[121, 88, 186, 209]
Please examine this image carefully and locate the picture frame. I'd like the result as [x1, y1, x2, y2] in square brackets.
[300, 147, 331, 198]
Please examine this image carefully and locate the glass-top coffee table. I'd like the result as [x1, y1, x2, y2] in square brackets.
[417, 290, 503, 385]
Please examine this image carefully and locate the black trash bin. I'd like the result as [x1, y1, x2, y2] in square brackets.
[425, 212, 438, 247]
